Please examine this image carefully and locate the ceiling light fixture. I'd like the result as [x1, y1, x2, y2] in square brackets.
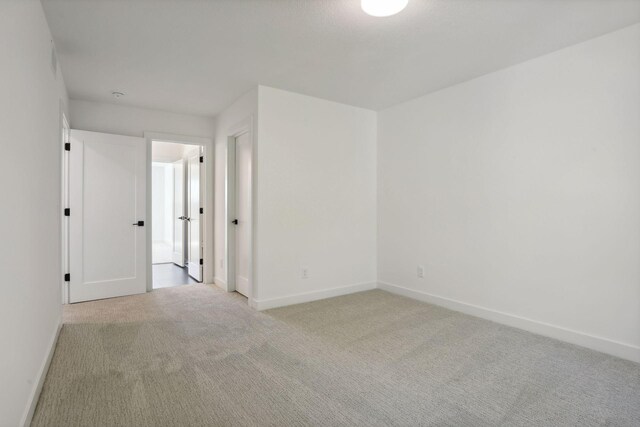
[112, 91, 125, 99]
[361, 0, 408, 17]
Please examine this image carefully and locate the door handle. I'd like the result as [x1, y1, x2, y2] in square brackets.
[232, 219, 238, 225]
[132, 220, 145, 226]
[178, 216, 185, 220]
[185, 217, 191, 222]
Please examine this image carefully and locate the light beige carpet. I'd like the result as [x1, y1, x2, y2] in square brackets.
[32, 285, 640, 426]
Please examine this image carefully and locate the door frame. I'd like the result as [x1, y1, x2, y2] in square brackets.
[60, 106, 70, 304]
[145, 132, 213, 292]
[225, 118, 255, 304]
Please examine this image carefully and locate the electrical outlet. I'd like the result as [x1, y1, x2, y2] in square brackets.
[301, 267, 309, 279]
[417, 266, 424, 279]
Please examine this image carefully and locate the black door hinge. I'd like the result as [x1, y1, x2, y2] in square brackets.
[64, 273, 70, 282]
[64, 208, 70, 216]
[65, 142, 71, 151]
[199, 258, 203, 266]
[199, 156, 203, 163]
[199, 207, 203, 214]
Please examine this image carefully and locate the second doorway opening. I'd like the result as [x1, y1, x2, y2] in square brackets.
[152, 140, 204, 289]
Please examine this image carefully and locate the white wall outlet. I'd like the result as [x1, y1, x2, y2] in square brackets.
[301, 267, 309, 279]
[417, 266, 425, 279]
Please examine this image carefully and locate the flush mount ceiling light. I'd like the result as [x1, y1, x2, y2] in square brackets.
[112, 91, 125, 99]
[361, 0, 409, 17]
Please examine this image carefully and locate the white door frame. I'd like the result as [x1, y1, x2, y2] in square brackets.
[60, 106, 70, 304]
[226, 117, 255, 304]
[145, 132, 213, 292]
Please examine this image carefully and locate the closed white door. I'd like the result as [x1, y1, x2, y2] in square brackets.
[235, 133, 251, 297]
[69, 130, 146, 303]
[172, 159, 185, 266]
[187, 153, 202, 281]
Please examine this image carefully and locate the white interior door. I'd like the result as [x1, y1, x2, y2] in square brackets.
[172, 159, 185, 266]
[69, 130, 146, 303]
[187, 152, 202, 281]
[234, 133, 251, 297]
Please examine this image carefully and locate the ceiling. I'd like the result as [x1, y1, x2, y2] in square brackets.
[152, 141, 186, 163]
[42, 0, 640, 117]
[152, 140, 201, 163]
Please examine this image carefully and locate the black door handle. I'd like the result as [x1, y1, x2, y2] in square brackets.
[232, 219, 238, 225]
[132, 220, 144, 226]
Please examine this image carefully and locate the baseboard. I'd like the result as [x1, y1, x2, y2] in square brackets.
[253, 282, 377, 311]
[213, 276, 227, 291]
[378, 281, 640, 363]
[21, 320, 62, 427]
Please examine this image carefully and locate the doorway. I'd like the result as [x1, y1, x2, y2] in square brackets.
[62, 130, 211, 303]
[151, 140, 203, 289]
[227, 130, 252, 299]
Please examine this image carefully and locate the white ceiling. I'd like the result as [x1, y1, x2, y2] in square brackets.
[152, 141, 200, 162]
[42, 0, 640, 117]
[151, 141, 186, 163]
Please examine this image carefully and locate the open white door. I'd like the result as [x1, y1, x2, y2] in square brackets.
[69, 130, 147, 303]
[171, 159, 185, 266]
[234, 133, 251, 296]
[187, 152, 202, 281]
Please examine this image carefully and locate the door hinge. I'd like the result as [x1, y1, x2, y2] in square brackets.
[199, 258, 203, 266]
[64, 208, 70, 216]
[64, 273, 70, 282]
[199, 207, 203, 214]
[64, 142, 71, 151]
[199, 156, 203, 163]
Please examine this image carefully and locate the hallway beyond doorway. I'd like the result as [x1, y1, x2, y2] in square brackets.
[151, 139, 205, 284]
[152, 263, 198, 289]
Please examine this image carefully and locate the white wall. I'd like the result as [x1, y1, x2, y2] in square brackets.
[254, 86, 377, 308]
[0, 1, 69, 425]
[70, 99, 214, 138]
[213, 88, 259, 289]
[377, 24, 640, 362]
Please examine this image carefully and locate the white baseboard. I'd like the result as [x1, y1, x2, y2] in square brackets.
[378, 281, 640, 363]
[213, 277, 228, 291]
[253, 282, 377, 311]
[21, 320, 62, 427]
